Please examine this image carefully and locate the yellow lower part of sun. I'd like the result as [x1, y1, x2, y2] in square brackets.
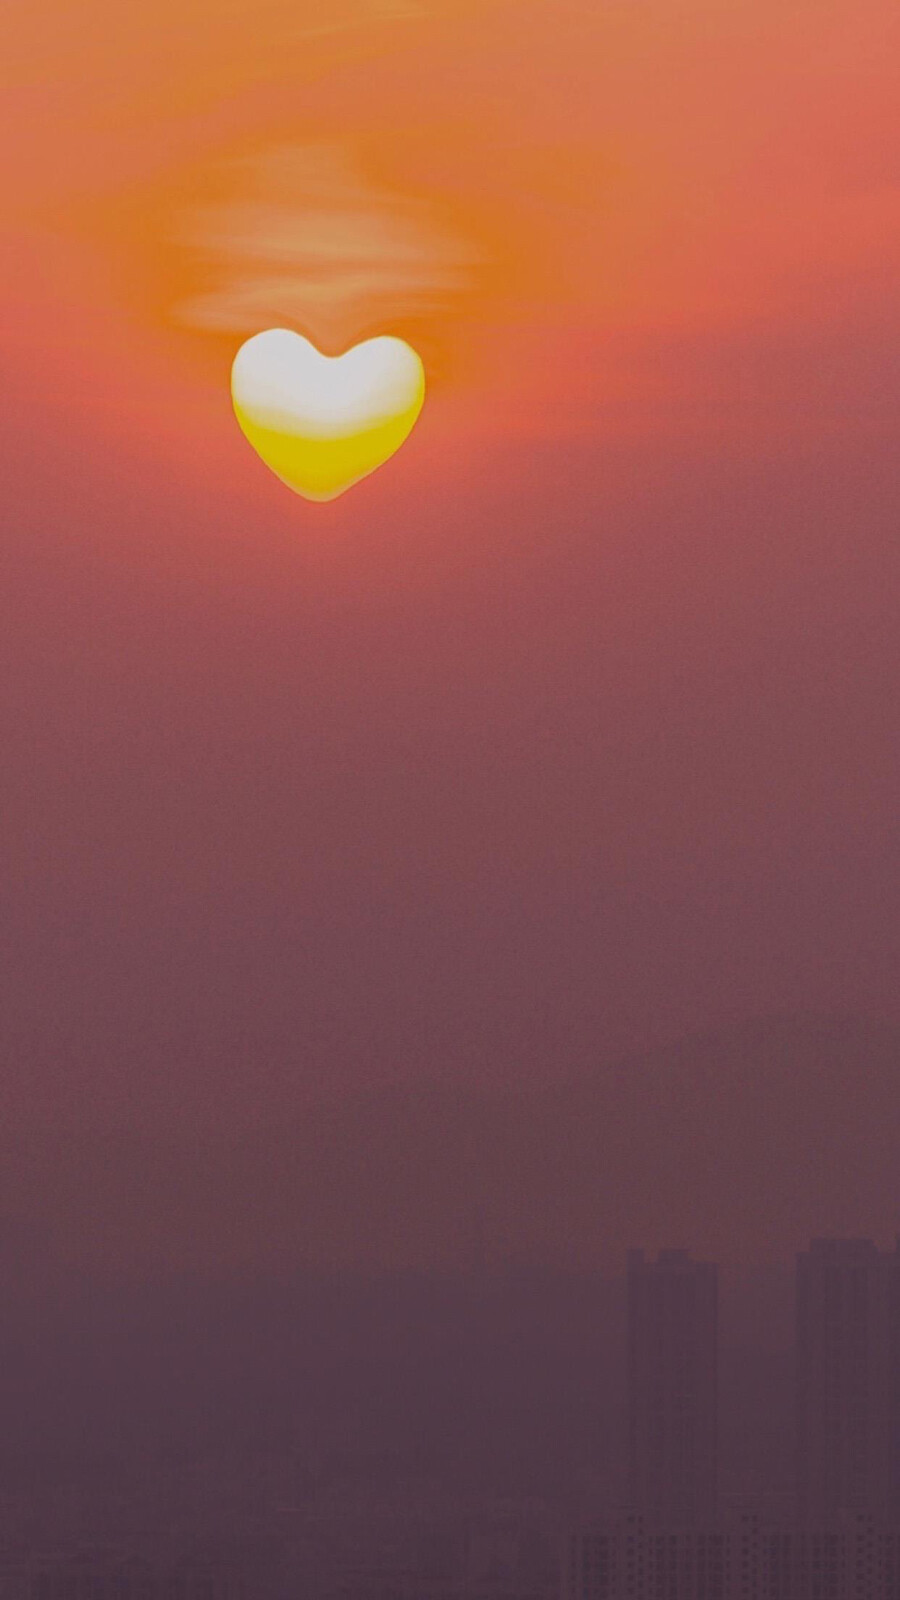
[233, 398, 424, 502]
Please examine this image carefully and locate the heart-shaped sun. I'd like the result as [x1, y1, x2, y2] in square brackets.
[231, 329, 426, 502]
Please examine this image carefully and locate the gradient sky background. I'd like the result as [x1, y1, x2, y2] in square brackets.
[2, 0, 900, 1272]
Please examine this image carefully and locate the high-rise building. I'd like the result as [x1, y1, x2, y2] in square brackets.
[795, 1237, 900, 1527]
[627, 1247, 718, 1529]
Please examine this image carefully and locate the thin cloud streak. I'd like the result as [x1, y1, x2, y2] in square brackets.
[175, 141, 481, 349]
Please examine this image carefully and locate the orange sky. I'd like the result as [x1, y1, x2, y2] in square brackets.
[4, 0, 900, 1270]
[6, 0, 900, 481]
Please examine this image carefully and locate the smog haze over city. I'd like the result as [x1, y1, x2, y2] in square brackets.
[3, 0, 900, 1595]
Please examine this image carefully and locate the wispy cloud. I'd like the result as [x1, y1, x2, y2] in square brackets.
[174, 142, 480, 348]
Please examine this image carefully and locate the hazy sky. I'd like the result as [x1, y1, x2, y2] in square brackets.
[2, 0, 899, 1267]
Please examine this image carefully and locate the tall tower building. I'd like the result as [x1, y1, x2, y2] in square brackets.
[796, 1237, 900, 1526]
[628, 1247, 718, 1529]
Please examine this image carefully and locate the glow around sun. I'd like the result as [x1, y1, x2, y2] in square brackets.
[231, 329, 426, 502]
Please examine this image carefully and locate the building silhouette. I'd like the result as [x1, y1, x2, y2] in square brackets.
[796, 1237, 900, 1527]
[562, 1508, 897, 1600]
[627, 1248, 718, 1530]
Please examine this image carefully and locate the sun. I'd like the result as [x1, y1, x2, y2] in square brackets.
[230, 328, 426, 501]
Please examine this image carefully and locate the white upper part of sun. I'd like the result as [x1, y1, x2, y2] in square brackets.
[231, 329, 424, 439]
